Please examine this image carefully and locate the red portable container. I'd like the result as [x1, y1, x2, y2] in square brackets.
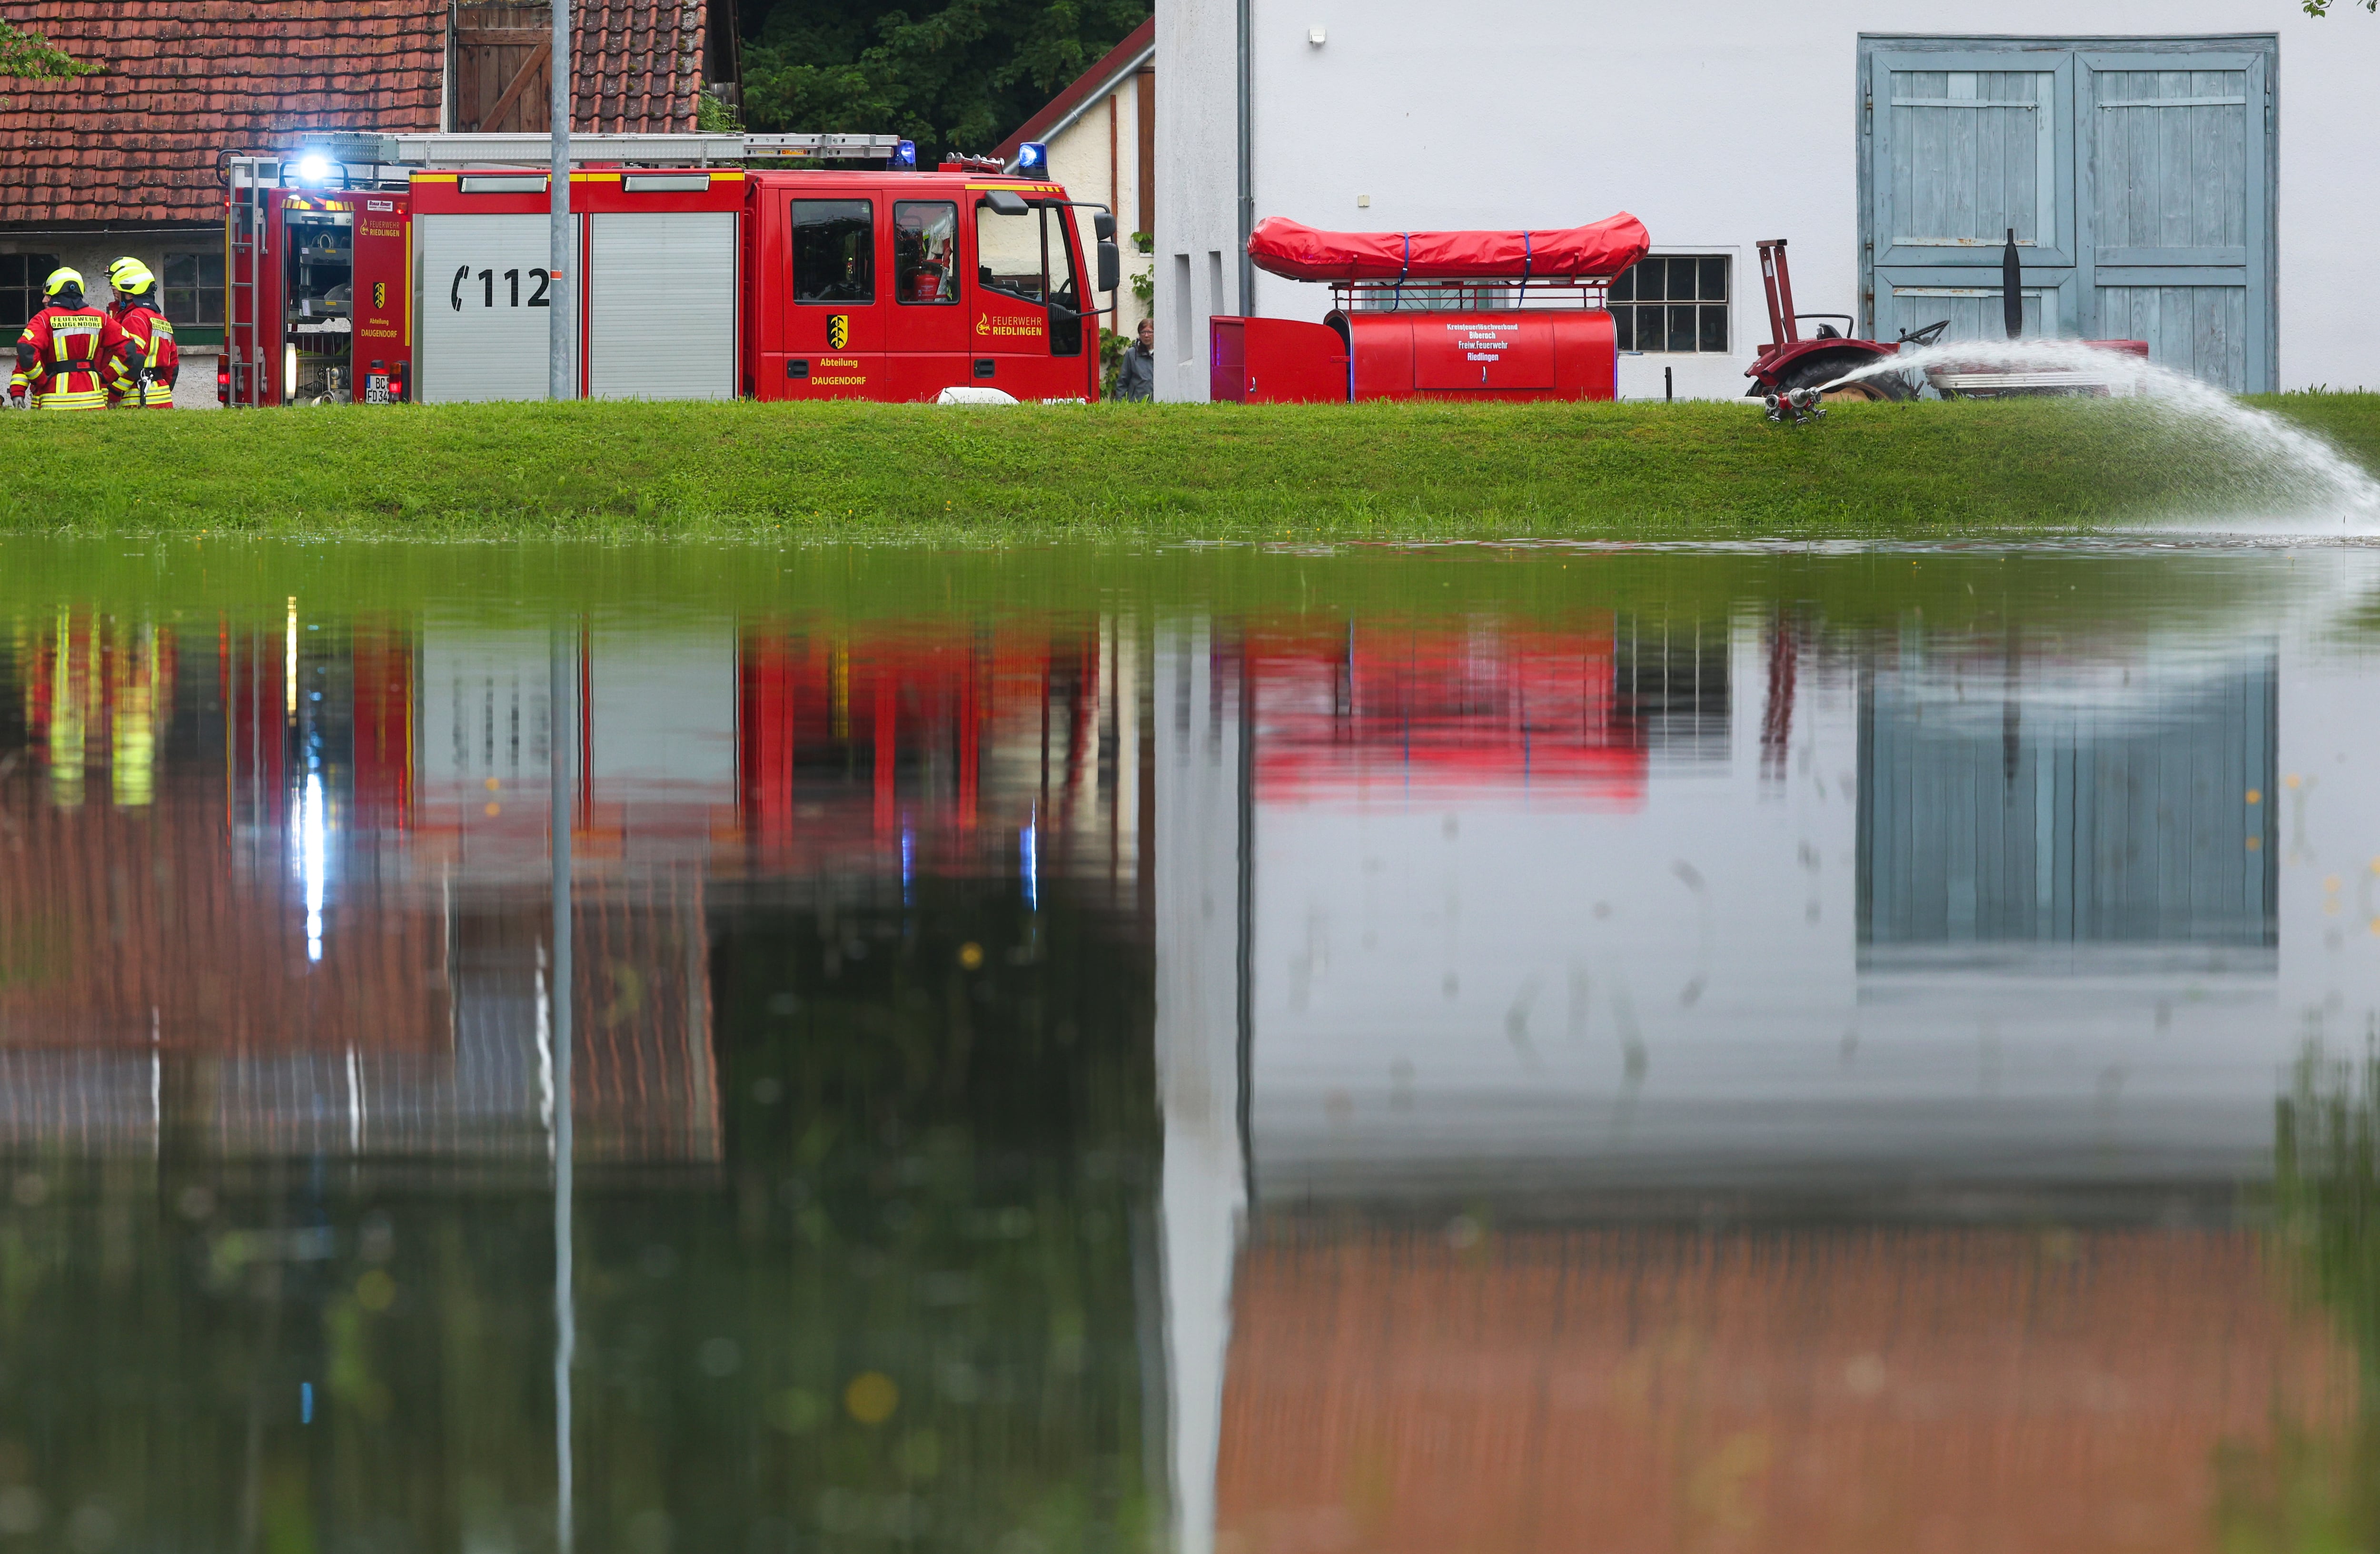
[1212, 301, 1619, 405]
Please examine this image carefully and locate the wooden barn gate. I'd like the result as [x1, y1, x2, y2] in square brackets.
[1858, 34, 2277, 392]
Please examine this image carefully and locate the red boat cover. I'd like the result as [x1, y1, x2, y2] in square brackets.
[1246, 212, 1651, 283]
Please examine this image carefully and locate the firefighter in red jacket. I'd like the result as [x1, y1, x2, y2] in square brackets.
[10, 267, 129, 411]
[104, 257, 178, 409]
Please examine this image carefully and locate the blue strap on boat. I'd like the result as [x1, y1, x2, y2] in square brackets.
[1394, 233, 1409, 311]
[1519, 231, 1532, 307]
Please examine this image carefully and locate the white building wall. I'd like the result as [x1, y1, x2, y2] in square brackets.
[1044, 72, 1158, 339]
[1158, 0, 2380, 401]
[1154, 0, 1248, 401]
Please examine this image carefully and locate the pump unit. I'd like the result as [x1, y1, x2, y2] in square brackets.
[1210, 213, 1649, 406]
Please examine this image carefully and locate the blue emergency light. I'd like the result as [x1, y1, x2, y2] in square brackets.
[293, 153, 333, 185]
[1016, 141, 1049, 174]
[891, 140, 917, 170]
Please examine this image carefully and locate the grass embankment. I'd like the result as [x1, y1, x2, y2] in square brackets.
[3, 392, 2375, 540]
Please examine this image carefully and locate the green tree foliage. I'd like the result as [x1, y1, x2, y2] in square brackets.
[0, 14, 99, 106]
[737, 0, 1150, 162]
[2302, 0, 2377, 13]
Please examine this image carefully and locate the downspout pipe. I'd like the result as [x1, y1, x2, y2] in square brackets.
[1236, 0, 1253, 315]
[550, 0, 575, 399]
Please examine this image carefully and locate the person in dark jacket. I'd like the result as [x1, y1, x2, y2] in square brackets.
[1115, 315, 1155, 401]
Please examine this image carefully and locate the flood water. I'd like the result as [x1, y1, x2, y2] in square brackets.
[2, 536, 2377, 1554]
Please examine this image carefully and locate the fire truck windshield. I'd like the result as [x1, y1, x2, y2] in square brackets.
[974, 198, 1084, 356]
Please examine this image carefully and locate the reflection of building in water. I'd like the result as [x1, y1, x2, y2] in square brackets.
[0, 604, 1160, 1161]
[1146, 611, 2361, 1554]
[1616, 614, 1731, 768]
[1211, 1226, 2349, 1554]
[1860, 648, 2277, 950]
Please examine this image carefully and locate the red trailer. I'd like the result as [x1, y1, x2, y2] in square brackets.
[1210, 213, 1649, 405]
[223, 134, 1120, 406]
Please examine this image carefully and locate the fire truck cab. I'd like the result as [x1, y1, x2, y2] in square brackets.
[745, 169, 1102, 404]
[223, 134, 1117, 407]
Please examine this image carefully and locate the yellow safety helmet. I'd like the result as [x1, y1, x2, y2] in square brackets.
[107, 257, 156, 297]
[43, 266, 85, 300]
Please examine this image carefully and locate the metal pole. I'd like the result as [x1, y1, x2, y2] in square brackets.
[1235, 0, 1254, 316]
[550, 624, 577, 1554]
[549, 0, 575, 398]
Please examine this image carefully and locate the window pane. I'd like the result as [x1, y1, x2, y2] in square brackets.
[1697, 302, 1727, 353]
[1044, 208, 1082, 356]
[199, 252, 225, 288]
[164, 253, 198, 289]
[1697, 255, 1726, 302]
[791, 200, 874, 304]
[1636, 256, 1666, 302]
[893, 201, 958, 305]
[975, 200, 1044, 305]
[1609, 265, 1635, 303]
[1667, 304, 1696, 353]
[1611, 304, 1635, 352]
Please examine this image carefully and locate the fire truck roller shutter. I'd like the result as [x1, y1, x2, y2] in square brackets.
[586, 212, 738, 401]
[416, 212, 581, 403]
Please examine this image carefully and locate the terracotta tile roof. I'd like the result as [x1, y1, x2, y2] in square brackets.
[0, 1, 446, 227]
[0, 0, 705, 229]
[571, 0, 704, 136]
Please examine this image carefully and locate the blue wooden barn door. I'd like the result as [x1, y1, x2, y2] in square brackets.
[1860, 36, 2275, 392]
[2079, 50, 2269, 391]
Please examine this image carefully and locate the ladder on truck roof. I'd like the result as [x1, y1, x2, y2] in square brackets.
[287, 130, 906, 174]
[219, 133, 912, 213]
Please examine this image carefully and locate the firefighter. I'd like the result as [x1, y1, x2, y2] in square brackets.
[10, 267, 129, 411]
[104, 257, 178, 409]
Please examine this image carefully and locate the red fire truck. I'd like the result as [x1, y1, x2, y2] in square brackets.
[222, 132, 1120, 407]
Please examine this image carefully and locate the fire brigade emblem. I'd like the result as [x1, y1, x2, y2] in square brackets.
[372, 282, 386, 309]
[827, 314, 849, 349]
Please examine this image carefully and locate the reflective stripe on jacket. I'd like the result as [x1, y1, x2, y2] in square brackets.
[107, 303, 179, 408]
[12, 307, 130, 410]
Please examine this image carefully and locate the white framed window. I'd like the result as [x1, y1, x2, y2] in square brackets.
[1611, 254, 1729, 353]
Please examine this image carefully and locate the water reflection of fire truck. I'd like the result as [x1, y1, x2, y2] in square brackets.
[1246, 620, 1651, 806]
[734, 616, 1145, 909]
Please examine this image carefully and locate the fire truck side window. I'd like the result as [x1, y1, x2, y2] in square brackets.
[893, 202, 958, 306]
[975, 201, 1043, 306]
[791, 200, 875, 304]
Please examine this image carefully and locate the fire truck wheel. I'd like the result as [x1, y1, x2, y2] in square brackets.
[1778, 358, 1915, 403]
